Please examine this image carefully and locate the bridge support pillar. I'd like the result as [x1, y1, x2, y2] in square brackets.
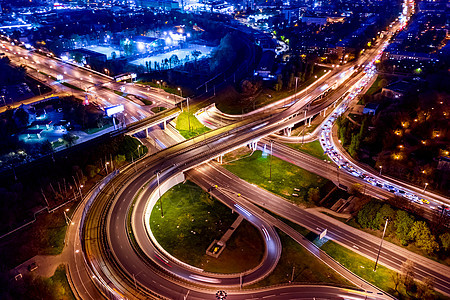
[308, 117, 312, 127]
[284, 127, 292, 136]
[163, 120, 167, 130]
[248, 141, 258, 151]
[145, 128, 149, 138]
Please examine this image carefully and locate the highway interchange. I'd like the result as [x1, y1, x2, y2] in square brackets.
[2, 1, 450, 298]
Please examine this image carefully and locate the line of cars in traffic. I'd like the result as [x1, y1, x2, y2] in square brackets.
[318, 50, 435, 209]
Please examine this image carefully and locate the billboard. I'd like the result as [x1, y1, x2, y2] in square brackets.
[105, 104, 124, 116]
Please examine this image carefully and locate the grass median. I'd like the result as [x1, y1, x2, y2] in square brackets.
[286, 140, 330, 161]
[175, 111, 210, 139]
[223, 149, 332, 206]
[150, 180, 264, 273]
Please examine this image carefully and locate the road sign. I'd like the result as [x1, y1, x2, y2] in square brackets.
[105, 104, 124, 116]
[319, 229, 327, 240]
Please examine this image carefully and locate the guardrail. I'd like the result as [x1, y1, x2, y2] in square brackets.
[78, 169, 123, 300]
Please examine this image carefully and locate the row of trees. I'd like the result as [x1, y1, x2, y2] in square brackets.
[0, 134, 146, 234]
[336, 114, 370, 159]
[357, 200, 449, 255]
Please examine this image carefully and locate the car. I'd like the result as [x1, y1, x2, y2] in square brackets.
[421, 198, 430, 204]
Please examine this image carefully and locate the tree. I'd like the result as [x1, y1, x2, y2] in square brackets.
[348, 132, 361, 158]
[373, 204, 396, 231]
[395, 210, 414, 245]
[15, 107, 30, 127]
[169, 54, 179, 68]
[416, 277, 434, 300]
[400, 259, 415, 291]
[439, 232, 450, 251]
[408, 221, 439, 254]
[62, 133, 77, 147]
[40, 140, 53, 155]
[357, 200, 382, 229]
[191, 50, 201, 64]
[307, 187, 320, 203]
[391, 271, 402, 293]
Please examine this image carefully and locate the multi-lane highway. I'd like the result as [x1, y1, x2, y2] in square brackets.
[6, 0, 446, 298]
[1, 41, 177, 123]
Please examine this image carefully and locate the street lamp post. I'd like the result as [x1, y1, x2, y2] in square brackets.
[379, 165, 382, 176]
[37, 84, 41, 96]
[1, 95, 5, 106]
[78, 184, 84, 198]
[269, 140, 273, 182]
[187, 97, 190, 132]
[177, 87, 183, 107]
[423, 182, 428, 193]
[157, 81, 162, 90]
[105, 162, 109, 174]
[137, 145, 141, 157]
[374, 218, 389, 271]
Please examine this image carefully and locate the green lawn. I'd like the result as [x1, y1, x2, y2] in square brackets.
[150, 181, 264, 273]
[175, 111, 210, 139]
[321, 241, 446, 299]
[286, 140, 330, 161]
[223, 150, 331, 206]
[249, 230, 354, 288]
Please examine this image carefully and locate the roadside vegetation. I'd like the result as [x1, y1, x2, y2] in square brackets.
[150, 181, 264, 273]
[248, 230, 353, 288]
[345, 199, 450, 266]
[321, 241, 445, 299]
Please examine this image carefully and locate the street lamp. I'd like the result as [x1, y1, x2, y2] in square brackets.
[157, 81, 161, 90]
[374, 218, 389, 271]
[1, 95, 5, 106]
[269, 140, 273, 182]
[423, 182, 428, 193]
[178, 87, 183, 99]
[187, 97, 191, 132]
[37, 84, 41, 96]
[105, 162, 110, 174]
[379, 165, 382, 176]
[79, 184, 84, 198]
[137, 145, 141, 157]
